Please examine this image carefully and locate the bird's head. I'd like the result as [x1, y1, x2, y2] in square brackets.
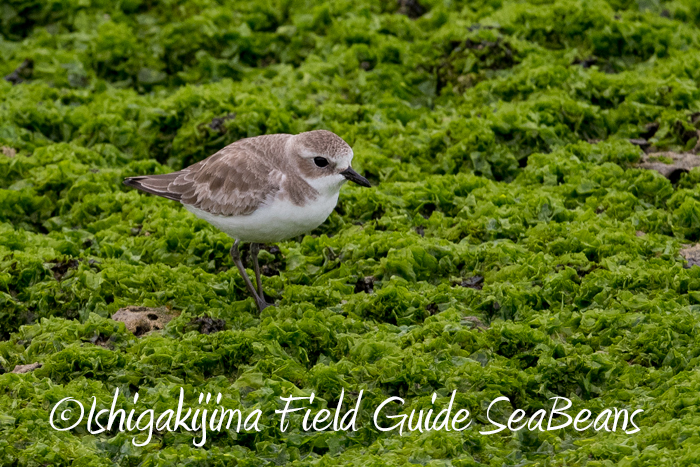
[291, 130, 371, 192]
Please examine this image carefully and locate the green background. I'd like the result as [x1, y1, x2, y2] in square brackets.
[2, 0, 700, 465]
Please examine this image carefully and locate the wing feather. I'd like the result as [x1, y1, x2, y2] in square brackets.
[124, 136, 293, 216]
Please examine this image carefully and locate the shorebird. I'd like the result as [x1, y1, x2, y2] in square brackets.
[124, 130, 371, 311]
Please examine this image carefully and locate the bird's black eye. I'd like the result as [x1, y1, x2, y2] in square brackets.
[314, 157, 329, 168]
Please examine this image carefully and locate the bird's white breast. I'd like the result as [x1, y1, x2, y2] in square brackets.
[183, 175, 344, 243]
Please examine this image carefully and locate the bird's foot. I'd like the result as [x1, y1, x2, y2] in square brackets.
[255, 297, 274, 311]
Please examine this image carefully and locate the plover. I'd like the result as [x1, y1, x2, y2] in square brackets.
[124, 130, 371, 311]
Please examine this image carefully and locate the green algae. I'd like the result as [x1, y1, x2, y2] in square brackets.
[2, 0, 700, 465]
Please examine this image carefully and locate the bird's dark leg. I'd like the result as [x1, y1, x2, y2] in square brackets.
[250, 243, 264, 297]
[251, 243, 273, 310]
[230, 240, 270, 312]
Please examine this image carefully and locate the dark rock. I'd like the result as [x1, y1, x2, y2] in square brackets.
[459, 276, 484, 290]
[354, 276, 375, 294]
[260, 244, 284, 276]
[112, 306, 178, 336]
[629, 138, 650, 149]
[461, 316, 487, 331]
[426, 302, 439, 315]
[189, 316, 226, 334]
[574, 56, 598, 68]
[420, 202, 436, 219]
[4, 59, 33, 85]
[641, 122, 659, 139]
[89, 332, 116, 349]
[637, 152, 700, 183]
[261, 264, 280, 276]
[437, 36, 518, 93]
[576, 265, 600, 278]
[208, 113, 236, 133]
[12, 362, 41, 374]
[673, 120, 699, 146]
[397, 0, 425, 19]
[371, 205, 385, 220]
[467, 24, 497, 32]
[680, 244, 700, 269]
[51, 258, 81, 281]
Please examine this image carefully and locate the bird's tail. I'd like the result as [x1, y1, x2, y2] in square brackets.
[123, 173, 182, 201]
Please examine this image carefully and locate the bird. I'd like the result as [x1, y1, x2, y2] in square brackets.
[123, 130, 371, 311]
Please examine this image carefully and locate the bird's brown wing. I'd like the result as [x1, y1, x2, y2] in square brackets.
[124, 142, 286, 216]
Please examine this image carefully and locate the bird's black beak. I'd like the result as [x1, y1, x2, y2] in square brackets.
[340, 167, 371, 187]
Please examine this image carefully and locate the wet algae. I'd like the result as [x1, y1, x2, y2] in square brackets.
[2, 0, 700, 465]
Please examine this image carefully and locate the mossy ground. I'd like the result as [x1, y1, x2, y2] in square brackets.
[2, 0, 700, 465]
